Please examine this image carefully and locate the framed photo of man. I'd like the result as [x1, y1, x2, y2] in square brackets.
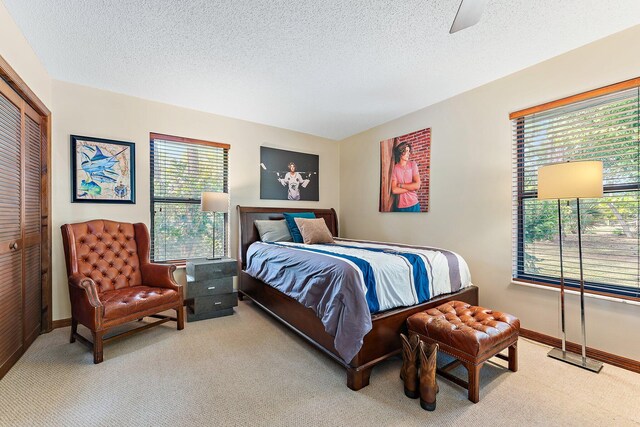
[260, 146, 319, 201]
[379, 128, 430, 212]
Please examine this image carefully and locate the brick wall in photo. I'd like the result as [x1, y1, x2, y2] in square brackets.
[396, 127, 430, 211]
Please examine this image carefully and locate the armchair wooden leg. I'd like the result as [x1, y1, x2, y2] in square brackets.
[92, 330, 104, 364]
[70, 318, 78, 343]
[176, 306, 184, 330]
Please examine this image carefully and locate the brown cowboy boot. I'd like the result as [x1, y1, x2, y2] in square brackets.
[419, 341, 439, 411]
[400, 333, 420, 398]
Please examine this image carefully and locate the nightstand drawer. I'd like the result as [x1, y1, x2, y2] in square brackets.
[186, 258, 237, 280]
[185, 257, 238, 322]
[186, 277, 233, 298]
[192, 292, 238, 314]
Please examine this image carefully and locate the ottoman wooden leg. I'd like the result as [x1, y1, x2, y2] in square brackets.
[467, 362, 482, 403]
[508, 342, 518, 372]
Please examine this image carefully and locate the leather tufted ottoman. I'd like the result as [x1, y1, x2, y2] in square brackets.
[406, 301, 519, 403]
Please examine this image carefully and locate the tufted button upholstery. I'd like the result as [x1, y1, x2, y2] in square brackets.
[70, 220, 142, 292]
[61, 219, 184, 364]
[406, 301, 520, 359]
[407, 300, 519, 403]
[100, 286, 180, 320]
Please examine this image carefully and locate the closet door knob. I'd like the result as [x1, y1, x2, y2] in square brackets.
[9, 242, 18, 250]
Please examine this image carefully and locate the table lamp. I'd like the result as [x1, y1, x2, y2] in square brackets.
[201, 192, 229, 260]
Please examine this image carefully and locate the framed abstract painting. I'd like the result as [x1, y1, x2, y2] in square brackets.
[70, 135, 136, 203]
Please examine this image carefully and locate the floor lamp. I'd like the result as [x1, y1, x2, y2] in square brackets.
[201, 191, 229, 260]
[537, 160, 603, 373]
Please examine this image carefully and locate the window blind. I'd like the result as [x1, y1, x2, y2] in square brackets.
[512, 86, 640, 301]
[150, 135, 229, 262]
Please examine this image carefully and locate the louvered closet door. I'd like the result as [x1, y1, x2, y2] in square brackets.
[0, 76, 44, 378]
[0, 83, 23, 371]
[23, 108, 42, 345]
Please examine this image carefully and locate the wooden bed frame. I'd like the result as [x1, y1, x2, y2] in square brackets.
[237, 206, 479, 390]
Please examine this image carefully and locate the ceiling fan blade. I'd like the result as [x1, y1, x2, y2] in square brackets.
[449, 0, 488, 34]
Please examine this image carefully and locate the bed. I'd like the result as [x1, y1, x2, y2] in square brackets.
[237, 206, 479, 390]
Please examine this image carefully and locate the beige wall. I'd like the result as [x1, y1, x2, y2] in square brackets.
[2, 1, 638, 360]
[339, 25, 640, 360]
[51, 80, 340, 320]
[0, 2, 51, 108]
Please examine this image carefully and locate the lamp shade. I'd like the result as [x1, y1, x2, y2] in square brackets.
[537, 161, 603, 200]
[201, 192, 229, 212]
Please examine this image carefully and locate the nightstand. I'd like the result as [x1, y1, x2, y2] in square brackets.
[185, 257, 238, 322]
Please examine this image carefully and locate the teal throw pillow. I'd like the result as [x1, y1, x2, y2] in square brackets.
[283, 212, 316, 243]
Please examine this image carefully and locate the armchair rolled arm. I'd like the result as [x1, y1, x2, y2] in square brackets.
[68, 273, 104, 330]
[68, 273, 103, 308]
[141, 263, 182, 292]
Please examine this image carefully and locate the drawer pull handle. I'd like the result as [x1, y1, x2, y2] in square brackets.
[208, 286, 216, 290]
[214, 302, 222, 305]
[213, 269, 222, 272]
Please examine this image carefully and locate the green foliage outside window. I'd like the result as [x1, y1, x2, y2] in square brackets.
[152, 140, 227, 262]
[517, 90, 639, 294]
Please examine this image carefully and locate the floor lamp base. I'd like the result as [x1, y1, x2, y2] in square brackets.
[547, 347, 603, 373]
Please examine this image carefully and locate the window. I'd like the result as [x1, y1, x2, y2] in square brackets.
[150, 133, 229, 262]
[511, 79, 640, 301]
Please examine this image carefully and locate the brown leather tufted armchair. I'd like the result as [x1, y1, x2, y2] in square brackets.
[61, 220, 184, 363]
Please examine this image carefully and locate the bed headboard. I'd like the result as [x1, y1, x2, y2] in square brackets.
[237, 205, 338, 268]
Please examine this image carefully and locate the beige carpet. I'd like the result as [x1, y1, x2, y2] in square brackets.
[0, 301, 638, 427]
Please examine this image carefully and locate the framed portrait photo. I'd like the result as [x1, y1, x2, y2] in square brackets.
[260, 146, 319, 201]
[379, 127, 431, 213]
[71, 135, 136, 203]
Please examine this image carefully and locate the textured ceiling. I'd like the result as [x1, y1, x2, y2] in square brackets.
[4, 0, 640, 140]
